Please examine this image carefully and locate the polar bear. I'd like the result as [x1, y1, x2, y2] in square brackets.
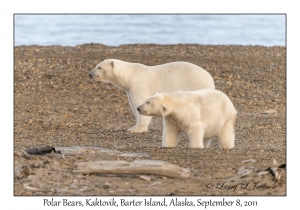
[137, 89, 237, 149]
[89, 59, 215, 133]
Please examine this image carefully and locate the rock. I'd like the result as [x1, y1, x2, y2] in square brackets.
[103, 182, 111, 189]
[140, 175, 157, 181]
[15, 166, 31, 179]
[278, 163, 286, 169]
[238, 167, 252, 176]
[242, 159, 256, 163]
[274, 168, 283, 182]
[23, 184, 38, 191]
[140, 175, 152, 181]
[25, 146, 56, 155]
[257, 171, 269, 176]
[261, 110, 277, 114]
[148, 182, 161, 187]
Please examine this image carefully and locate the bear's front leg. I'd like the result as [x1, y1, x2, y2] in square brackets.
[162, 117, 180, 147]
[127, 91, 152, 133]
[127, 115, 152, 133]
[126, 91, 137, 120]
[186, 124, 205, 148]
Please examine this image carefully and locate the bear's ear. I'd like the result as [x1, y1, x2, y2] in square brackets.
[111, 61, 114, 68]
[161, 105, 168, 117]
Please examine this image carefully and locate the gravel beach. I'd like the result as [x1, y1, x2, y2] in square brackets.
[14, 44, 286, 196]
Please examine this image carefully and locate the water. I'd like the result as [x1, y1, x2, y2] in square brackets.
[14, 15, 285, 47]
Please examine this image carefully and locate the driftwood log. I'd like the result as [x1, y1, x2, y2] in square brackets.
[74, 160, 191, 179]
[54, 146, 150, 158]
[25, 146, 56, 155]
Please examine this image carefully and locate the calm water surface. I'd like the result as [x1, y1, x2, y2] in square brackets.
[14, 15, 286, 46]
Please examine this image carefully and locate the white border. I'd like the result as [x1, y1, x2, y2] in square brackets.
[2, 0, 295, 209]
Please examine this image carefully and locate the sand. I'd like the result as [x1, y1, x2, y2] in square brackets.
[14, 44, 286, 196]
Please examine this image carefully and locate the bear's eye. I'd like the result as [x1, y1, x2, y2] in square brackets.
[98, 66, 101, 69]
[146, 102, 150, 105]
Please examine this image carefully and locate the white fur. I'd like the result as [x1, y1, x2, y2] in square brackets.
[137, 89, 237, 149]
[89, 59, 215, 133]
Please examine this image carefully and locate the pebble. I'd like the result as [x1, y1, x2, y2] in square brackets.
[261, 110, 277, 114]
[238, 167, 252, 176]
[242, 159, 256, 163]
[140, 175, 152, 181]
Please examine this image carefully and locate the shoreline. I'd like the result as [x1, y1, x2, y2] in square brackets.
[15, 43, 286, 47]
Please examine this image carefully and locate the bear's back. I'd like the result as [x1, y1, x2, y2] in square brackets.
[196, 89, 235, 110]
[149, 62, 215, 92]
[193, 89, 236, 136]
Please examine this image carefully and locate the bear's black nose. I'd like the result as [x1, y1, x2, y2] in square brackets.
[89, 73, 93, 78]
[137, 107, 140, 112]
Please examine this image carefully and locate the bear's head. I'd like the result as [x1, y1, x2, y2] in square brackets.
[137, 93, 171, 117]
[89, 59, 115, 83]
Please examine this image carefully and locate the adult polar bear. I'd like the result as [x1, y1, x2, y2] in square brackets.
[89, 59, 215, 133]
[137, 89, 237, 149]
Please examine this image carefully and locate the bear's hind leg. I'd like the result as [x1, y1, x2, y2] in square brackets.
[162, 117, 180, 147]
[187, 124, 205, 148]
[217, 118, 236, 149]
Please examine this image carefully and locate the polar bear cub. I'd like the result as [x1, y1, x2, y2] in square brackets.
[137, 89, 237, 149]
[89, 59, 215, 133]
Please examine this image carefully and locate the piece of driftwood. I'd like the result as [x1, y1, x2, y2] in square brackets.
[73, 160, 191, 179]
[25, 146, 56, 155]
[55, 146, 150, 158]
